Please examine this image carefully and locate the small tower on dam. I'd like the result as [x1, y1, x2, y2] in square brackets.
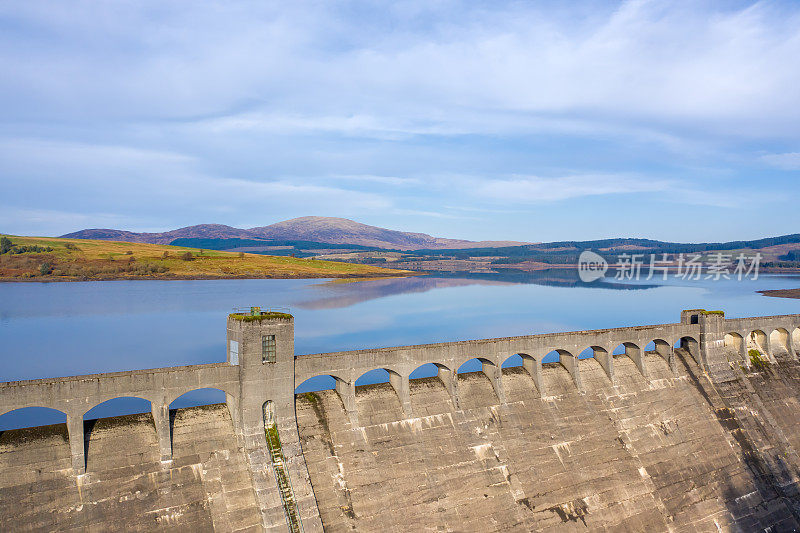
[226, 307, 319, 531]
[681, 308, 731, 379]
[226, 307, 296, 448]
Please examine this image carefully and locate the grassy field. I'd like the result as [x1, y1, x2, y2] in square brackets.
[0, 234, 413, 281]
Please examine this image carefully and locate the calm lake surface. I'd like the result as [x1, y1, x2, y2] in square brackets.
[2, 271, 799, 429]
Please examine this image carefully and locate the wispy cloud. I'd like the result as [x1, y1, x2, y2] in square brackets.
[3, 1, 800, 139]
[761, 152, 800, 170]
[327, 174, 422, 186]
[474, 174, 672, 203]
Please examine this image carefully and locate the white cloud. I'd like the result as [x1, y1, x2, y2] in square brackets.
[474, 174, 672, 203]
[468, 173, 773, 209]
[761, 152, 800, 170]
[327, 175, 422, 186]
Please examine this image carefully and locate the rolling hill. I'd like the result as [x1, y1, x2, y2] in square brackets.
[60, 217, 529, 250]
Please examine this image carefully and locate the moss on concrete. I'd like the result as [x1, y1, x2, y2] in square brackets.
[229, 312, 293, 322]
[749, 349, 770, 371]
[683, 308, 725, 317]
[299, 392, 319, 404]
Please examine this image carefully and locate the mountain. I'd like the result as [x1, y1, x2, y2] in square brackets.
[61, 224, 253, 245]
[60, 217, 529, 250]
[247, 217, 527, 249]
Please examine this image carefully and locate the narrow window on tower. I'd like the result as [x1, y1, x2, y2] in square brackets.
[229, 340, 239, 366]
[262, 335, 276, 363]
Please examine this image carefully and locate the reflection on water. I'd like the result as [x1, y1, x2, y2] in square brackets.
[1, 272, 799, 429]
[434, 268, 661, 289]
[297, 269, 658, 310]
[296, 276, 514, 310]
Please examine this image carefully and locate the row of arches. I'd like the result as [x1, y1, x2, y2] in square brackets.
[724, 327, 800, 363]
[0, 387, 228, 432]
[0, 388, 235, 475]
[294, 337, 699, 418]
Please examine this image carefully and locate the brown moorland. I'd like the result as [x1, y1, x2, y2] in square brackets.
[0, 234, 414, 282]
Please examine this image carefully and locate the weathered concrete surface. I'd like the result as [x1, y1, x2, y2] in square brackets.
[296, 350, 800, 532]
[0, 404, 262, 532]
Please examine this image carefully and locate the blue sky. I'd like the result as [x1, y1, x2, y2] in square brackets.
[1, 0, 799, 242]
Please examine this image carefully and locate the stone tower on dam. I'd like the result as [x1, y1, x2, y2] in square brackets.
[2, 309, 800, 531]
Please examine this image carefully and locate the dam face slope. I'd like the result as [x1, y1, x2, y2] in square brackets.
[296, 352, 800, 531]
[0, 404, 262, 532]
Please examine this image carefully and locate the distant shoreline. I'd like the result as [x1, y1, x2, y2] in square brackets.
[0, 271, 419, 283]
[759, 288, 800, 299]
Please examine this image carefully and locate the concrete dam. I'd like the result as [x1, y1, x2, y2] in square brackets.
[3, 309, 800, 532]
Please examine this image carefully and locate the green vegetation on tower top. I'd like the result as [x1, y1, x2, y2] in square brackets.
[229, 312, 293, 322]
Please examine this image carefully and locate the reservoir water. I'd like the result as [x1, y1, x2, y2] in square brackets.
[1, 271, 799, 429]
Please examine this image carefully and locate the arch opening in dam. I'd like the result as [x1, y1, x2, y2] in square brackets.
[724, 332, 746, 362]
[579, 345, 612, 381]
[541, 349, 579, 392]
[409, 362, 441, 378]
[295, 374, 353, 416]
[410, 362, 455, 388]
[84, 395, 152, 421]
[647, 338, 673, 365]
[501, 353, 542, 397]
[0, 405, 67, 431]
[167, 387, 236, 450]
[353, 368, 406, 423]
[354, 368, 392, 387]
[576, 346, 600, 359]
[408, 362, 457, 413]
[456, 357, 493, 374]
[409, 362, 455, 395]
[794, 327, 800, 356]
[612, 342, 644, 376]
[501, 353, 535, 374]
[355, 368, 406, 408]
[675, 335, 699, 364]
[749, 329, 769, 356]
[457, 357, 502, 406]
[770, 328, 791, 357]
[169, 387, 227, 409]
[577, 346, 613, 385]
[542, 348, 576, 366]
[295, 374, 338, 393]
[82, 397, 159, 472]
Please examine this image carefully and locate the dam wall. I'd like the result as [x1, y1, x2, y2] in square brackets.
[0, 403, 263, 531]
[1, 309, 800, 531]
[296, 347, 800, 531]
